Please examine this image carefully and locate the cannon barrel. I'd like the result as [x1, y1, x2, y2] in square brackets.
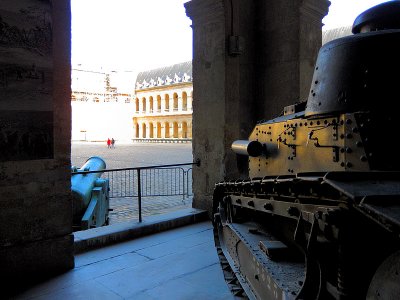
[71, 156, 109, 230]
[231, 140, 263, 157]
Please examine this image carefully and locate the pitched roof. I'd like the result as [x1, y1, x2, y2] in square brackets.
[135, 61, 192, 91]
[322, 25, 353, 45]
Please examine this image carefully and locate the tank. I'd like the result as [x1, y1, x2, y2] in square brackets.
[213, 2, 400, 299]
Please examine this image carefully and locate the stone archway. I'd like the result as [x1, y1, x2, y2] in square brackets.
[142, 123, 146, 138]
[165, 122, 170, 138]
[149, 122, 154, 138]
[182, 92, 187, 111]
[164, 94, 170, 112]
[157, 122, 162, 138]
[173, 121, 179, 138]
[182, 121, 188, 138]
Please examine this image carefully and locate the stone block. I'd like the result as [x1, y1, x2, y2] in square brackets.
[0, 191, 72, 246]
[1, 234, 74, 293]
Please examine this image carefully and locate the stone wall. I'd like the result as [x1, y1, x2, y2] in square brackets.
[0, 0, 74, 287]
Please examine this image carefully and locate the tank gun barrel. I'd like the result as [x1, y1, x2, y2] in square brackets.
[231, 140, 263, 157]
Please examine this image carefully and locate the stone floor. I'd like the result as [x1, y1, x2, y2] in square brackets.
[13, 221, 235, 300]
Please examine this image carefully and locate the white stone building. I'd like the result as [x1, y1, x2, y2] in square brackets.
[71, 67, 135, 142]
[133, 61, 193, 142]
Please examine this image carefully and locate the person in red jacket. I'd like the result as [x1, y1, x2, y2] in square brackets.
[107, 138, 111, 148]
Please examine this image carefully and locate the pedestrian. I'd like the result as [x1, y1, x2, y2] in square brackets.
[107, 138, 111, 148]
[111, 138, 115, 148]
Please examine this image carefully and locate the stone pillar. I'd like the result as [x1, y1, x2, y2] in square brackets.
[145, 97, 149, 113]
[178, 122, 182, 139]
[185, 0, 227, 212]
[169, 122, 174, 138]
[140, 122, 144, 138]
[253, 0, 330, 121]
[149, 96, 153, 113]
[299, 0, 331, 100]
[188, 91, 193, 111]
[185, 0, 329, 214]
[0, 0, 74, 288]
[152, 122, 155, 138]
[132, 119, 137, 138]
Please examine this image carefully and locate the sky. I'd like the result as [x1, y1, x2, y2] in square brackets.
[322, 0, 389, 29]
[71, 0, 389, 72]
[71, 0, 192, 72]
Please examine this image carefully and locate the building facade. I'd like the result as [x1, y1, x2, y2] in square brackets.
[133, 61, 193, 142]
[71, 67, 135, 142]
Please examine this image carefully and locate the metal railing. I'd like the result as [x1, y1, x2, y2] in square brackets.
[73, 161, 198, 222]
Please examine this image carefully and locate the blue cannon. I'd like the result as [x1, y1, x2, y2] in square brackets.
[71, 156, 110, 231]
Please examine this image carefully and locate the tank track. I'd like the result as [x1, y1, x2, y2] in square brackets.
[212, 173, 400, 299]
[213, 228, 249, 299]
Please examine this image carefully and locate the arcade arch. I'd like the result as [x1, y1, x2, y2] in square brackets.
[142, 97, 146, 113]
[165, 94, 170, 112]
[157, 95, 161, 112]
[182, 92, 187, 111]
[173, 122, 179, 138]
[173, 93, 178, 111]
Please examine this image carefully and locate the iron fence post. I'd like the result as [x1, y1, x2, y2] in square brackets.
[183, 170, 186, 200]
[137, 168, 142, 222]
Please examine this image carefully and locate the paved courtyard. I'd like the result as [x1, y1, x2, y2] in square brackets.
[71, 141, 194, 224]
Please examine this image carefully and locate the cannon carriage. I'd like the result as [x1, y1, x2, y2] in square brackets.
[71, 156, 110, 231]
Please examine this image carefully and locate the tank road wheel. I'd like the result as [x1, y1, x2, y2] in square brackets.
[367, 250, 400, 300]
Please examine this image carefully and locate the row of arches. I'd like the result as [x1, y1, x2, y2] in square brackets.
[134, 121, 192, 139]
[135, 90, 192, 114]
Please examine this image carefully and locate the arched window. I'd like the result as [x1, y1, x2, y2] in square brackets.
[135, 123, 139, 138]
[165, 94, 170, 112]
[135, 98, 139, 112]
[188, 122, 193, 138]
[182, 122, 188, 138]
[157, 122, 162, 138]
[173, 122, 179, 138]
[165, 122, 170, 138]
[149, 122, 154, 138]
[173, 93, 178, 111]
[142, 97, 146, 113]
[182, 92, 187, 111]
[142, 123, 146, 138]
[157, 95, 161, 112]
[149, 96, 154, 113]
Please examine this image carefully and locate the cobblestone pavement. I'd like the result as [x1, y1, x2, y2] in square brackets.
[109, 196, 193, 224]
[71, 141, 194, 224]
